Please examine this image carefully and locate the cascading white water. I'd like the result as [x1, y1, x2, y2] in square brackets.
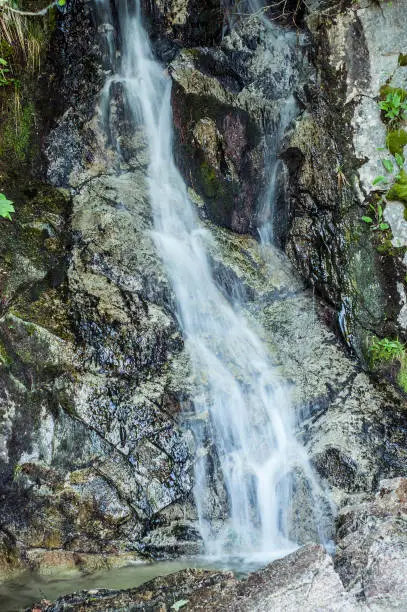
[96, 0, 331, 562]
[257, 94, 298, 245]
[226, 1, 301, 246]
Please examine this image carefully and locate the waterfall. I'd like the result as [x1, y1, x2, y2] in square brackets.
[96, 0, 331, 562]
[257, 94, 298, 245]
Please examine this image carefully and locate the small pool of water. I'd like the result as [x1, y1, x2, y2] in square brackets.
[1, 560, 197, 612]
[1, 550, 293, 611]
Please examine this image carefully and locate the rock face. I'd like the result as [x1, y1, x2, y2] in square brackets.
[170, 20, 306, 233]
[335, 477, 407, 609]
[207, 226, 407, 514]
[0, 0, 199, 575]
[283, 0, 407, 372]
[166, 0, 407, 395]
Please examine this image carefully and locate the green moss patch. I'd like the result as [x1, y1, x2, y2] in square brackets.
[386, 129, 407, 158]
[387, 169, 407, 204]
[376, 237, 407, 257]
[0, 339, 12, 366]
[0, 95, 36, 164]
[200, 162, 219, 198]
[398, 53, 407, 67]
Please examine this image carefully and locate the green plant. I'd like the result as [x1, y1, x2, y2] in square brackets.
[336, 164, 350, 190]
[0, 56, 13, 86]
[369, 336, 407, 392]
[369, 336, 405, 365]
[0, 192, 14, 220]
[379, 91, 407, 125]
[362, 198, 389, 231]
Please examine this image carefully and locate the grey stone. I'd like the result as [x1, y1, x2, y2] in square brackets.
[335, 477, 407, 610]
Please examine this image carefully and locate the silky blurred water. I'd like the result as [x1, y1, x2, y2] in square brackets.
[95, 0, 332, 561]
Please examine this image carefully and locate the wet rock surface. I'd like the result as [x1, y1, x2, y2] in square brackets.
[205, 225, 407, 512]
[0, 161, 200, 568]
[170, 20, 307, 233]
[283, 0, 407, 367]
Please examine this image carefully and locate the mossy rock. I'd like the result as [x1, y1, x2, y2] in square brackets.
[369, 336, 407, 394]
[0, 181, 72, 344]
[0, 339, 12, 366]
[387, 169, 407, 204]
[386, 129, 407, 158]
[200, 161, 220, 198]
[0, 97, 37, 165]
[376, 237, 407, 257]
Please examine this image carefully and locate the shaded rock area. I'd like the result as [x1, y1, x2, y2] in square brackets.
[144, 0, 223, 49]
[170, 20, 307, 233]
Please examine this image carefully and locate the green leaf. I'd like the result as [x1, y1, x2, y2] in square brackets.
[58, 0, 66, 5]
[382, 159, 393, 172]
[171, 601, 189, 611]
[372, 175, 388, 185]
[379, 222, 390, 230]
[393, 93, 401, 107]
[0, 193, 15, 221]
[395, 153, 404, 168]
[0, 58, 8, 66]
[362, 216, 373, 224]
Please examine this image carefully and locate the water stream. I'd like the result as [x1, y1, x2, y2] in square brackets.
[257, 93, 297, 245]
[95, 0, 331, 562]
[99, 0, 334, 560]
